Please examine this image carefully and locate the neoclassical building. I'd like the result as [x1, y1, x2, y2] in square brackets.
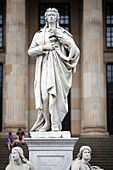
[0, 0, 113, 136]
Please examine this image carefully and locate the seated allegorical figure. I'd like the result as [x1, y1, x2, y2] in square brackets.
[66, 146, 104, 170]
[5, 146, 35, 170]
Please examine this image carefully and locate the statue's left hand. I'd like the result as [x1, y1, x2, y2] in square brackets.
[57, 37, 70, 46]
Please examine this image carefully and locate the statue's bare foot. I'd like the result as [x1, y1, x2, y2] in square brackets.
[39, 123, 50, 132]
[52, 124, 59, 132]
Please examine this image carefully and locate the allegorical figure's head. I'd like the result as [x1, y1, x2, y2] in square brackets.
[77, 146, 92, 162]
[44, 8, 60, 27]
[11, 147, 27, 163]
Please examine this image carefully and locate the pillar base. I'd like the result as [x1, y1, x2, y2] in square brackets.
[81, 128, 109, 136]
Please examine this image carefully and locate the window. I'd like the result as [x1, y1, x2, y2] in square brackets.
[106, 64, 113, 82]
[39, 3, 70, 31]
[106, 64, 113, 134]
[106, 3, 113, 48]
[0, 64, 3, 132]
[0, 4, 3, 48]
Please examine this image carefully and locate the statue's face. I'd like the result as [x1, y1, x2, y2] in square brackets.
[46, 11, 57, 23]
[82, 149, 91, 161]
[12, 150, 20, 161]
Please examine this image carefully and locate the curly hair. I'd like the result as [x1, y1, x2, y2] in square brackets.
[44, 8, 60, 27]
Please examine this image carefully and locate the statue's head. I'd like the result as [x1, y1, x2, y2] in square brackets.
[11, 147, 27, 163]
[77, 146, 92, 161]
[44, 8, 60, 27]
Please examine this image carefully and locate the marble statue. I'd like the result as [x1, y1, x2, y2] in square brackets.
[66, 146, 104, 170]
[5, 147, 35, 170]
[28, 8, 80, 132]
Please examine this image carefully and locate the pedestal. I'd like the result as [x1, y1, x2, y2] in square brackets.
[25, 135, 78, 170]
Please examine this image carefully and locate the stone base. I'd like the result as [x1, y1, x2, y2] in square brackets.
[81, 129, 109, 136]
[81, 132, 109, 136]
[24, 136, 79, 170]
[30, 131, 71, 138]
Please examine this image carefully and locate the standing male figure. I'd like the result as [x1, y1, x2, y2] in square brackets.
[28, 8, 80, 132]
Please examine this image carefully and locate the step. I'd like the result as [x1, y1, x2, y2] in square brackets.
[0, 136, 113, 170]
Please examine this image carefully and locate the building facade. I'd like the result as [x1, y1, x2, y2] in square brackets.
[0, 0, 113, 136]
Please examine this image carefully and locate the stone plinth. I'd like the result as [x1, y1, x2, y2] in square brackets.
[30, 131, 71, 138]
[24, 136, 78, 170]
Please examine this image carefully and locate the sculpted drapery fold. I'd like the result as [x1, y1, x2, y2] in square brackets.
[28, 8, 80, 132]
[28, 27, 79, 131]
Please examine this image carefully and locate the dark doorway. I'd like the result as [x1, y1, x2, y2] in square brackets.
[106, 64, 113, 134]
[39, 3, 71, 131]
[0, 64, 3, 132]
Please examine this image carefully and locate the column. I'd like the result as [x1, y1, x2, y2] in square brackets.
[3, 0, 28, 133]
[81, 0, 107, 135]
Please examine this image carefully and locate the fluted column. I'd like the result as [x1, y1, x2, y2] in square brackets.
[3, 0, 28, 133]
[81, 0, 107, 135]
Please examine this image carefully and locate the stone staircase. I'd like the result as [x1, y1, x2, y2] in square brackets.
[74, 136, 113, 170]
[0, 136, 113, 170]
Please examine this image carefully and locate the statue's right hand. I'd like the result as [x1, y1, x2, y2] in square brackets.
[42, 43, 55, 51]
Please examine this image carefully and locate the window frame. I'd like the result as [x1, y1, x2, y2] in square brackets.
[106, 63, 113, 82]
[105, 2, 113, 48]
[106, 63, 113, 134]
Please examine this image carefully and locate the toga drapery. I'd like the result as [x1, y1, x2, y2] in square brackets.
[28, 26, 80, 131]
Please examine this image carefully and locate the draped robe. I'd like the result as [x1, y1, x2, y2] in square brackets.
[28, 26, 80, 131]
[66, 159, 104, 170]
[67, 159, 92, 170]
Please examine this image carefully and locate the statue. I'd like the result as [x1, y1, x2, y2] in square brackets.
[66, 146, 104, 170]
[28, 8, 80, 132]
[5, 147, 35, 170]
